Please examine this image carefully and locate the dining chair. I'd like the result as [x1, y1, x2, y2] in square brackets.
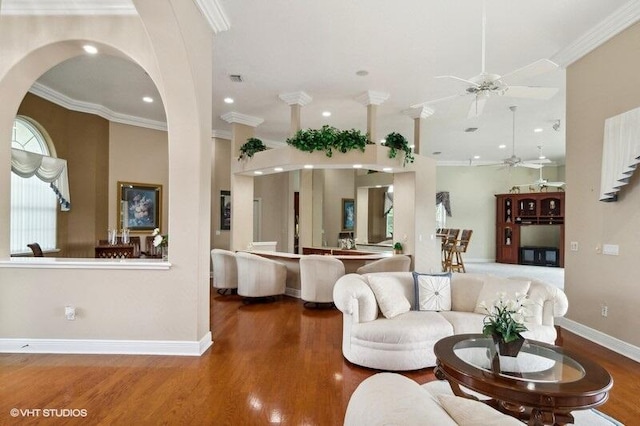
[27, 243, 44, 257]
[95, 245, 134, 259]
[449, 229, 473, 273]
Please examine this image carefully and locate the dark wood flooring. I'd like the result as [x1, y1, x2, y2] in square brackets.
[1, 291, 638, 425]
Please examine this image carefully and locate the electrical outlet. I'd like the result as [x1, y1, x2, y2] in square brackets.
[601, 304, 608, 318]
[570, 242, 578, 251]
[65, 306, 76, 321]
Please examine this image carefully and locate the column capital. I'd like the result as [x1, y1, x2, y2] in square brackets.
[403, 106, 435, 119]
[278, 91, 312, 106]
[220, 112, 264, 127]
[355, 90, 390, 106]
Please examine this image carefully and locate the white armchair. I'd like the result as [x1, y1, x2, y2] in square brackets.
[300, 255, 345, 307]
[211, 249, 238, 295]
[236, 252, 287, 300]
[355, 255, 411, 274]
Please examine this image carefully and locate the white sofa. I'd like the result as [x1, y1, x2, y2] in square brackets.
[344, 373, 616, 426]
[333, 272, 568, 371]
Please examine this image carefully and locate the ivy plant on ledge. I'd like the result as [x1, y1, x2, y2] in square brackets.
[383, 132, 414, 167]
[238, 137, 267, 161]
[286, 125, 369, 158]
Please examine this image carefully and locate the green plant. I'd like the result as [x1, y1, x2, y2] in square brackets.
[480, 293, 529, 343]
[393, 242, 403, 251]
[238, 137, 267, 161]
[383, 132, 414, 167]
[286, 125, 367, 158]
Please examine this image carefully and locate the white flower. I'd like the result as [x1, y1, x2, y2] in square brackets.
[153, 234, 164, 247]
[152, 228, 160, 237]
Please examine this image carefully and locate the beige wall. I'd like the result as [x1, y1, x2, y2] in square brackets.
[436, 165, 563, 261]
[17, 93, 110, 258]
[109, 122, 168, 247]
[0, 1, 213, 346]
[565, 22, 640, 346]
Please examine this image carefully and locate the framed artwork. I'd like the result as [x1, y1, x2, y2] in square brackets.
[220, 190, 231, 230]
[342, 198, 355, 231]
[117, 181, 162, 232]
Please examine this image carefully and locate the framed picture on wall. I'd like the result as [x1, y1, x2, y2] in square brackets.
[117, 181, 162, 232]
[220, 190, 231, 230]
[342, 198, 355, 231]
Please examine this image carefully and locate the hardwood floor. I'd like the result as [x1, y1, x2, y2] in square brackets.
[1, 291, 638, 425]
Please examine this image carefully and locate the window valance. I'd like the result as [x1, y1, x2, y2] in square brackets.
[11, 148, 71, 210]
[600, 106, 640, 202]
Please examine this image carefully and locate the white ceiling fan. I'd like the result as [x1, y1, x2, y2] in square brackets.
[514, 165, 566, 190]
[412, 1, 559, 118]
[499, 106, 551, 169]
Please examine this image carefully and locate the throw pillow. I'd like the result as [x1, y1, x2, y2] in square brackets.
[474, 277, 531, 314]
[412, 272, 452, 311]
[437, 395, 523, 425]
[368, 275, 411, 319]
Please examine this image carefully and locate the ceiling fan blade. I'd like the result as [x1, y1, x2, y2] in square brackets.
[524, 158, 552, 164]
[435, 75, 480, 87]
[410, 93, 464, 108]
[467, 96, 488, 118]
[544, 182, 566, 187]
[516, 162, 544, 169]
[500, 58, 559, 83]
[502, 85, 559, 100]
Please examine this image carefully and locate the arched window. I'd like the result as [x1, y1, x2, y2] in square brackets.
[11, 116, 58, 254]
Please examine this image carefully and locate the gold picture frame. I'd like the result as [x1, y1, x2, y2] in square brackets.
[117, 181, 162, 232]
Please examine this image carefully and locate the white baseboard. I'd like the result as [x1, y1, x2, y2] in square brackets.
[0, 331, 213, 356]
[285, 287, 300, 298]
[556, 317, 640, 363]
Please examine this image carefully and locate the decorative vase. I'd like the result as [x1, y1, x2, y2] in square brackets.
[492, 335, 525, 357]
[161, 245, 168, 261]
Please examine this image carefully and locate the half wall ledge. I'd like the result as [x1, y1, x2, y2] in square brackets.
[0, 257, 171, 270]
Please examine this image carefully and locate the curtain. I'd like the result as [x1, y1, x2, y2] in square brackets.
[383, 192, 393, 215]
[436, 191, 451, 217]
[599, 106, 640, 202]
[11, 148, 71, 210]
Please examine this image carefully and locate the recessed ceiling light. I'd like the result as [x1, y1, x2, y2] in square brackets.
[353, 164, 363, 169]
[303, 164, 314, 169]
[473, 155, 481, 159]
[375, 185, 382, 188]
[322, 111, 331, 117]
[356, 70, 369, 77]
[380, 139, 386, 144]
[254, 171, 263, 175]
[142, 96, 154, 103]
[274, 167, 283, 172]
[83, 45, 98, 54]
[409, 145, 415, 149]
[534, 128, 543, 133]
[382, 167, 393, 172]
[498, 144, 507, 149]
[539, 155, 547, 160]
[224, 97, 234, 104]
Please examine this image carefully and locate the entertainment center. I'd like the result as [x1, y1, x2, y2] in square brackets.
[495, 192, 564, 267]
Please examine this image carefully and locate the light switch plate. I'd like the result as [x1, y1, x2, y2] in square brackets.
[602, 244, 619, 256]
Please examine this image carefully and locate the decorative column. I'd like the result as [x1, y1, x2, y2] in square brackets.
[279, 91, 313, 253]
[355, 90, 390, 143]
[403, 106, 434, 155]
[221, 112, 264, 251]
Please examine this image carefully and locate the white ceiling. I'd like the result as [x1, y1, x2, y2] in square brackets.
[5, 0, 638, 165]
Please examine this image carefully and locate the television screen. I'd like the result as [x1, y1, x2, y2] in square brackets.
[545, 249, 557, 264]
[522, 249, 535, 263]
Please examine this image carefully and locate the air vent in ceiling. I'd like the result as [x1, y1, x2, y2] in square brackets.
[229, 74, 243, 82]
[464, 127, 479, 133]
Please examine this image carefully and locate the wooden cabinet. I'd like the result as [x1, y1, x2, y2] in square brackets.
[495, 192, 564, 266]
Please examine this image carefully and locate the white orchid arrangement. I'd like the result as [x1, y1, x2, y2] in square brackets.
[151, 228, 168, 248]
[479, 292, 529, 343]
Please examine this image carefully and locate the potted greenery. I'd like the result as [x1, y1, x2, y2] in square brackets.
[479, 293, 529, 357]
[286, 125, 368, 158]
[393, 242, 403, 254]
[383, 132, 414, 167]
[238, 137, 267, 161]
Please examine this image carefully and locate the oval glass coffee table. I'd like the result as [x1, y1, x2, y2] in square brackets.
[434, 334, 613, 426]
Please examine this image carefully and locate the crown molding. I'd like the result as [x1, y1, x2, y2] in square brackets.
[29, 82, 167, 131]
[551, 0, 640, 68]
[193, 0, 230, 33]
[355, 90, 390, 106]
[220, 112, 264, 127]
[1, 0, 137, 15]
[403, 106, 435, 120]
[278, 91, 312, 106]
[211, 130, 232, 140]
